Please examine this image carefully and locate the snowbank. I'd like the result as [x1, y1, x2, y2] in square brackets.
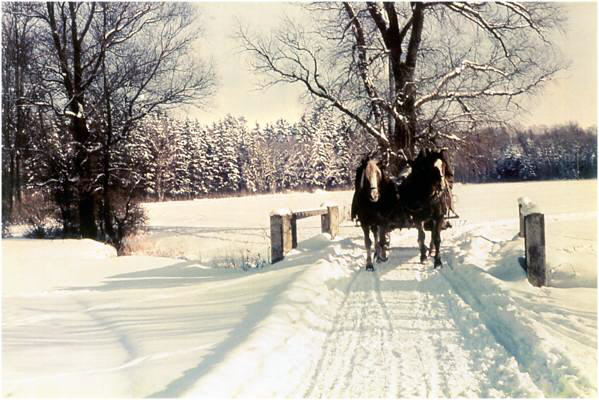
[443, 223, 596, 396]
[183, 234, 354, 398]
[545, 217, 597, 288]
[2, 239, 308, 398]
[2, 239, 117, 296]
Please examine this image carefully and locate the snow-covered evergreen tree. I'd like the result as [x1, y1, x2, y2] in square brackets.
[496, 143, 536, 181]
[209, 115, 243, 193]
[239, 123, 260, 193]
[263, 119, 296, 191]
[297, 107, 340, 189]
[126, 112, 178, 201]
[168, 119, 193, 199]
[188, 120, 210, 196]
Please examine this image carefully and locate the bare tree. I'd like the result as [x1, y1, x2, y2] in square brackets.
[22, 2, 215, 239]
[92, 3, 215, 242]
[1, 3, 41, 221]
[238, 2, 565, 166]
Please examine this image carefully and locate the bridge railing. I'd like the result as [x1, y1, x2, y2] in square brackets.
[270, 204, 339, 263]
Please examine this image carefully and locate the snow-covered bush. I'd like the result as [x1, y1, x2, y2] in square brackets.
[108, 189, 147, 255]
[14, 190, 61, 238]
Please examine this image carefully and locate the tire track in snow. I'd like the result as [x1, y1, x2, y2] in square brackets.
[379, 244, 546, 398]
[287, 232, 549, 398]
[301, 253, 465, 398]
[337, 270, 392, 398]
[301, 254, 442, 398]
[303, 267, 396, 398]
[377, 260, 444, 397]
[338, 273, 371, 398]
[326, 236, 542, 397]
[301, 268, 362, 398]
[372, 268, 399, 397]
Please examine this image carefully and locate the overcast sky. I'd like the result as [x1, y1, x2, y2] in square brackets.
[183, 2, 597, 130]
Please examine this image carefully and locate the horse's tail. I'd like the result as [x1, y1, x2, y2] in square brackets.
[351, 189, 359, 221]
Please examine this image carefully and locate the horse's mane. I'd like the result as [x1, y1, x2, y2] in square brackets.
[413, 148, 453, 178]
[356, 149, 452, 191]
[354, 157, 368, 190]
[397, 148, 449, 211]
[407, 148, 449, 177]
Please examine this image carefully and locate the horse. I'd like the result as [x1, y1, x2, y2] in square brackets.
[396, 148, 453, 268]
[351, 154, 398, 271]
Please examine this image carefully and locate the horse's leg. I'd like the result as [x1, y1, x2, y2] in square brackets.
[382, 227, 390, 251]
[372, 225, 382, 264]
[433, 217, 443, 268]
[417, 222, 427, 263]
[362, 224, 374, 270]
[428, 222, 434, 257]
[379, 227, 390, 262]
[378, 225, 388, 262]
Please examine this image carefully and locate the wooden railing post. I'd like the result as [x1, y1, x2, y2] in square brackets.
[321, 205, 339, 239]
[524, 212, 546, 287]
[270, 211, 292, 263]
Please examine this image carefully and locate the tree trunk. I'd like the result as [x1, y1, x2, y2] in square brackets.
[384, 3, 425, 163]
[156, 170, 164, 202]
[102, 148, 115, 242]
[14, 150, 22, 205]
[8, 22, 28, 211]
[101, 46, 116, 244]
[7, 152, 16, 218]
[1, 114, 14, 221]
[46, 2, 99, 239]
[78, 192, 96, 238]
[72, 117, 98, 239]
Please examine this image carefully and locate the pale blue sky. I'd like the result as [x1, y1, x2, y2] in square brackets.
[183, 2, 597, 130]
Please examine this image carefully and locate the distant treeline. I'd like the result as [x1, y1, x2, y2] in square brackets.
[453, 124, 597, 183]
[122, 108, 374, 200]
[10, 106, 598, 205]
[123, 113, 596, 200]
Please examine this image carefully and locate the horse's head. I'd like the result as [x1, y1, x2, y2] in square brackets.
[409, 149, 447, 197]
[433, 157, 447, 192]
[361, 158, 383, 202]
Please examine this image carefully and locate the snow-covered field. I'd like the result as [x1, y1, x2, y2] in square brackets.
[2, 180, 596, 397]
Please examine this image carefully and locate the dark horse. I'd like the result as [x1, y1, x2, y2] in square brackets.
[351, 154, 398, 271]
[397, 148, 453, 268]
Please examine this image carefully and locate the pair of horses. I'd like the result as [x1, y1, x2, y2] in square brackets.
[351, 149, 453, 270]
